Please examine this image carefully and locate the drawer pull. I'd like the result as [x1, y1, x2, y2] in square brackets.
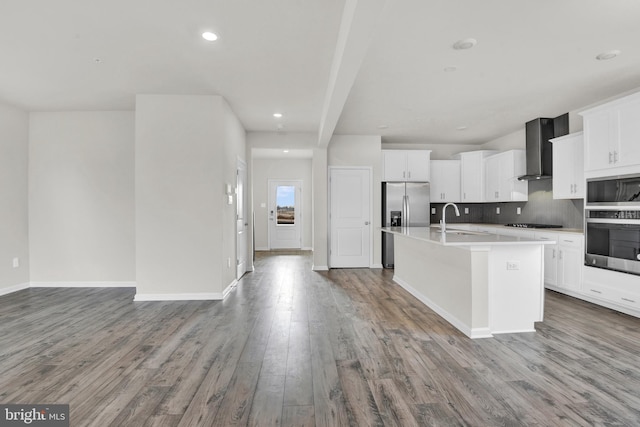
[590, 289, 602, 294]
[621, 297, 636, 303]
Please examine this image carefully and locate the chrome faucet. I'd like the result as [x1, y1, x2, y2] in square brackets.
[440, 202, 460, 233]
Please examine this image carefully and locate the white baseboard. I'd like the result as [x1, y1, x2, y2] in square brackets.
[393, 275, 492, 339]
[30, 281, 136, 288]
[312, 265, 329, 271]
[255, 246, 270, 251]
[0, 282, 30, 297]
[134, 292, 223, 301]
[223, 279, 238, 299]
[371, 263, 383, 269]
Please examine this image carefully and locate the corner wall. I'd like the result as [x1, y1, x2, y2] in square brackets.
[0, 102, 29, 294]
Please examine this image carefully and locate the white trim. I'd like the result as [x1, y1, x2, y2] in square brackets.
[301, 246, 313, 251]
[133, 292, 223, 301]
[393, 275, 493, 339]
[223, 279, 238, 299]
[546, 285, 640, 318]
[371, 263, 383, 269]
[312, 265, 329, 271]
[30, 281, 136, 288]
[0, 282, 30, 296]
[255, 246, 270, 251]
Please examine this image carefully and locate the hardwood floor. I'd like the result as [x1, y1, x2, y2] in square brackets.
[2, 251, 640, 426]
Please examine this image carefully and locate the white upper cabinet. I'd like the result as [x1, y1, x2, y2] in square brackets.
[430, 160, 461, 202]
[551, 132, 584, 199]
[484, 150, 528, 202]
[454, 150, 497, 202]
[581, 92, 640, 175]
[382, 150, 431, 181]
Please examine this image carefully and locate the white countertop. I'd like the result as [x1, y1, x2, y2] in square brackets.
[467, 223, 583, 234]
[381, 226, 558, 247]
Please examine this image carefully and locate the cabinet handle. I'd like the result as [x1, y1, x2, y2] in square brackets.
[614, 151, 619, 163]
[621, 297, 635, 303]
[403, 171, 406, 178]
[590, 289, 602, 294]
[408, 171, 411, 178]
[559, 250, 563, 260]
[609, 152, 613, 164]
[464, 192, 466, 200]
[552, 249, 556, 259]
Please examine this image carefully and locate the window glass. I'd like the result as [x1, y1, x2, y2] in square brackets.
[276, 186, 295, 225]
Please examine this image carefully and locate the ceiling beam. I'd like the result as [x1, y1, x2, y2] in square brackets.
[317, 0, 388, 147]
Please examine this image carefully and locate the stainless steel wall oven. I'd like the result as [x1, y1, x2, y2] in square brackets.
[586, 174, 640, 275]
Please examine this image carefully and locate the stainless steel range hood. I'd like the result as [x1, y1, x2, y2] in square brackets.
[518, 113, 568, 181]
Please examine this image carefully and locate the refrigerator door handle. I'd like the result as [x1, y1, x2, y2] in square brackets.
[405, 195, 411, 226]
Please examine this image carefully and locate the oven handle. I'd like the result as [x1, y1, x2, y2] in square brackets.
[586, 218, 640, 225]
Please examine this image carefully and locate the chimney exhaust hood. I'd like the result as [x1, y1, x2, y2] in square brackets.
[518, 113, 569, 181]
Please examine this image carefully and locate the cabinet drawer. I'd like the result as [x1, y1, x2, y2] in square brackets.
[584, 283, 613, 301]
[558, 236, 583, 249]
[617, 289, 640, 310]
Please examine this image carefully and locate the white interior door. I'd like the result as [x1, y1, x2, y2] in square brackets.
[329, 168, 371, 268]
[236, 159, 248, 279]
[268, 180, 302, 249]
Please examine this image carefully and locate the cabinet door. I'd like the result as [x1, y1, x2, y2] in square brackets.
[535, 232, 558, 287]
[406, 151, 430, 181]
[552, 140, 574, 199]
[485, 155, 501, 201]
[617, 100, 640, 167]
[572, 135, 585, 198]
[558, 236, 583, 291]
[431, 160, 460, 202]
[584, 110, 614, 172]
[461, 152, 483, 202]
[382, 150, 407, 181]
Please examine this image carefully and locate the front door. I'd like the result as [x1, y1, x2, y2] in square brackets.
[268, 180, 302, 249]
[329, 168, 371, 268]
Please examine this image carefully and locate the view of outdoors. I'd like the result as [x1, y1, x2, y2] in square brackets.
[276, 185, 295, 225]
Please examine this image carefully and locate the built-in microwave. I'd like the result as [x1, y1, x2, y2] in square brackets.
[587, 174, 640, 206]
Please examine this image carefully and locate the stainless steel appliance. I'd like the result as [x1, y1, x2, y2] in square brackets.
[585, 174, 640, 275]
[382, 182, 430, 268]
[505, 223, 563, 229]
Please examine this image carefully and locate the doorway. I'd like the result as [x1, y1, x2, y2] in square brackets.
[329, 167, 372, 268]
[237, 159, 248, 279]
[268, 180, 302, 249]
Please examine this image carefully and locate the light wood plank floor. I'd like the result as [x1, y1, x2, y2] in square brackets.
[2, 251, 640, 426]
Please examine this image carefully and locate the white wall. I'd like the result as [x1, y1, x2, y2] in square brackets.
[252, 158, 313, 250]
[135, 95, 245, 299]
[328, 134, 382, 267]
[0, 102, 29, 294]
[28, 111, 135, 284]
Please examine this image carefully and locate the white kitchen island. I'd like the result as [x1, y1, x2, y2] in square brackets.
[382, 226, 556, 339]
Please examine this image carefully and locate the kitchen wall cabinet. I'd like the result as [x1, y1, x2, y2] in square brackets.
[581, 91, 640, 175]
[551, 132, 584, 199]
[382, 150, 431, 181]
[452, 150, 497, 202]
[430, 160, 460, 202]
[484, 150, 528, 202]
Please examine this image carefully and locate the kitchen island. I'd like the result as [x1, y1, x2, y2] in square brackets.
[382, 226, 556, 338]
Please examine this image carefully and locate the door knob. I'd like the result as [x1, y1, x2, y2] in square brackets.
[365, 221, 370, 225]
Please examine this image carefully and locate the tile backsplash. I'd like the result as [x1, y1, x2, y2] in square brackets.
[430, 179, 584, 229]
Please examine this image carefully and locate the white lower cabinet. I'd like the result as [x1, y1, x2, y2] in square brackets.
[534, 232, 558, 287]
[556, 235, 583, 292]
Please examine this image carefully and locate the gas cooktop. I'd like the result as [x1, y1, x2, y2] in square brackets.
[505, 223, 563, 229]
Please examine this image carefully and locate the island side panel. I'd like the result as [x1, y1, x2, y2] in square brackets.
[488, 245, 545, 334]
[392, 234, 480, 337]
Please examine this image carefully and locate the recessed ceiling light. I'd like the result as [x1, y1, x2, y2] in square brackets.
[453, 38, 477, 50]
[202, 32, 218, 41]
[596, 50, 621, 60]
[377, 124, 389, 129]
[283, 150, 289, 153]
[273, 113, 283, 118]
[444, 66, 457, 72]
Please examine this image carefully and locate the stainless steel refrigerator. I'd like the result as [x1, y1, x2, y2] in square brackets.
[382, 182, 430, 268]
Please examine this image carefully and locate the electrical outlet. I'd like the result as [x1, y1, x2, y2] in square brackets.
[496, 207, 500, 214]
[464, 207, 469, 214]
[12, 257, 19, 268]
[431, 207, 436, 215]
[516, 207, 522, 215]
[506, 261, 520, 270]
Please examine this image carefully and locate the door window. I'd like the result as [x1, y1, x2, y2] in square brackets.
[276, 185, 295, 225]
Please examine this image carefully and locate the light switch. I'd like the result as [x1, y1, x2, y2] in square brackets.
[464, 207, 469, 214]
[431, 207, 436, 215]
[517, 207, 522, 215]
[496, 207, 500, 214]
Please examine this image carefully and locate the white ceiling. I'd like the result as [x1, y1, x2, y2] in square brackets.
[2, 0, 640, 146]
